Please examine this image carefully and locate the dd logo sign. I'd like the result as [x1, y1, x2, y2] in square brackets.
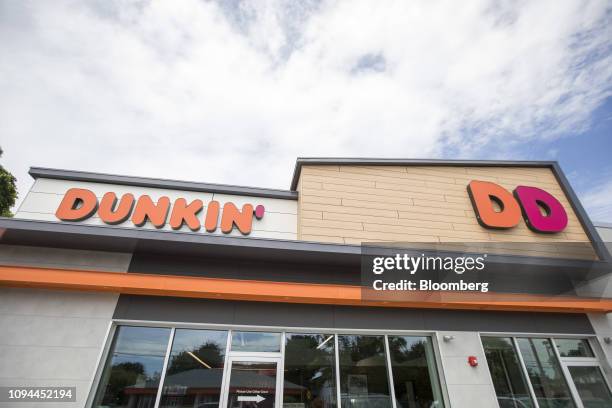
[467, 180, 568, 233]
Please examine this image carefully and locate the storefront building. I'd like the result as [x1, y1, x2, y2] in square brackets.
[0, 158, 611, 408]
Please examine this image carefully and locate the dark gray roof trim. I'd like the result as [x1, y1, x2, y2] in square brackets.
[29, 167, 298, 200]
[0, 218, 358, 265]
[0, 218, 605, 270]
[290, 157, 557, 190]
[550, 162, 611, 263]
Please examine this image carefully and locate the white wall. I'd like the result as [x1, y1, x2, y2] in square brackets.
[436, 331, 499, 408]
[15, 178, 298, 240]
[0, 288, 116, 408]
[0, 245, 131, 408]
[588, 225, 612, 372]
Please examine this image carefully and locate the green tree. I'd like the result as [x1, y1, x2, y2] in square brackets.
[166, 341, 225, 375]
[0, 147, 17, 217]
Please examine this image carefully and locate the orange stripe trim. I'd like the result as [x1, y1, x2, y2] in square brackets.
[1, 265, 611, 313]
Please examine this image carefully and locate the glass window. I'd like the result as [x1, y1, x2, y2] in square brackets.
[482, 337, 534, 408]
[338, 335, 392, 408]
[93, 326, 171, 408]
[388, 336, 444, 408]
[555, 339, 594, 358]
[159, 329, 228, 408]
[227, 361, 277, 408]
[283, 333, 337, 407]
[516, 338, 576, 408]
[231, 331, 281, 352]
[567, 366, 612, 408]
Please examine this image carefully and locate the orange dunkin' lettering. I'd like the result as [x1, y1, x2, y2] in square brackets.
[204, 200, 220, 232]
[55, 188, 98, 222]
[98, 192, 135, 225]
[467, 180, 521, 229]
[131, 195, 171, 228]
[55, 188, 265, 235]
[169, 198, 203, 231]
[221, 202, 254, 235]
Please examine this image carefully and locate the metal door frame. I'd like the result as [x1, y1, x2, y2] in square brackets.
[220, 355, 283, 408]
[558, 356, 612, 408]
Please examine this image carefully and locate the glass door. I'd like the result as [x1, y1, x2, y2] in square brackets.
[222, 357, 281, 408]
[563, 362, 612, 408]
[552, 338, 612, 408]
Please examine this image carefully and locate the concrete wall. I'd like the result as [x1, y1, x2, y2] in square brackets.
[436, 331, 498, 408]
[0, 287, 116, 408]
[296, 165, 594, 258]
[16, 178, 298, 240]
[588, 224, 612, 374]
[0, 245, 132, 272]
[0, 245, 130, 408]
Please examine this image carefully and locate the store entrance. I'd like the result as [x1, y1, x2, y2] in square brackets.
[222, 357, 282, 408]
[562, 361, 612, 408]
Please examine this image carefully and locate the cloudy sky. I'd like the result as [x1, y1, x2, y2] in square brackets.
[1, 0, 611, 220]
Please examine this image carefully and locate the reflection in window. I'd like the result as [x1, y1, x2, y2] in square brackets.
[227, 361, 277, 408]
[388, 336, 444, 408]
[517, 338, 576, 408]
[159, 329, 228, 408]
[338, 335, 392, 408]
[231, 331, 281, 352]
[554, 339, 594, 358]
[283, 333, 337, 407]
[93, 326, 171, 408]
[568, 366, 612, 408]
[482, 337, 534, 408]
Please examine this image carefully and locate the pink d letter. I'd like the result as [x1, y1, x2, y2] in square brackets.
[514, 186, 568, 233]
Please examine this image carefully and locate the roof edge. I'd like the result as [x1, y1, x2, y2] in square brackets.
[289, 157, 558, 190]
[0, 217, 603, 269]
[29, 167, 298, 200]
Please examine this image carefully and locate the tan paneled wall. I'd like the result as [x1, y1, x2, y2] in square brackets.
[297, 165, 595, 258]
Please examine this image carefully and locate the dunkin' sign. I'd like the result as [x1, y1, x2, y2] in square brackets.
[467, 180, 568, 233]
[55, 188, 265, 235]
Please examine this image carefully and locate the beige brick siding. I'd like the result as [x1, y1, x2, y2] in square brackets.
[297, 165, 595, 259]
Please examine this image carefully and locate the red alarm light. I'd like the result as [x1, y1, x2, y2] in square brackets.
[468, 356, 478, 367]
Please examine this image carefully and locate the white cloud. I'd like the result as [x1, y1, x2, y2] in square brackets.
[582, 180, 612, 222]
[0, 0, 610, 208]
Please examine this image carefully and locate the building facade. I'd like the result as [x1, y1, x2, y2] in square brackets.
[0, 158, 611, 408]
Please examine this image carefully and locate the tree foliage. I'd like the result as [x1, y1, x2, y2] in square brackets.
[0, 147, 17, 217]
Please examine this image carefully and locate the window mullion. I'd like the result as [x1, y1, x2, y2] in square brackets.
[513, 337, 540, 408]
[278, 331, 286, 407]
[219, 329, 233, 408]
[384, 335, 398, 408]
[334, 335, 342, 408]
[153, 327, 175, 408]
[551, 338, 584, 408]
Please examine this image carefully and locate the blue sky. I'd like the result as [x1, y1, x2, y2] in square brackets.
[516, 97, 612, 222]
[451, 95, 612, 222]
[0, 0, 610, 221]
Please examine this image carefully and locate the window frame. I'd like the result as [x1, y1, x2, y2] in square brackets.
[561, 361, 612, 407]
[479, 333, 612, 408]
[86, 319, 451, 408]
[222, 355, 283, 408]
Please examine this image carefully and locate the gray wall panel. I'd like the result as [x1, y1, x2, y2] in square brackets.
[113, 295, 236, 325]
[0, 288, 117, 408]
[333, 306, 426, 331]
[233, 302, 336, 328]
[420, 309, 595, 334]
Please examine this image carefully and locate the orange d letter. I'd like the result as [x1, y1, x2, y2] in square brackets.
[467, 180, 521, 229]
[55, 188, 98, 222]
